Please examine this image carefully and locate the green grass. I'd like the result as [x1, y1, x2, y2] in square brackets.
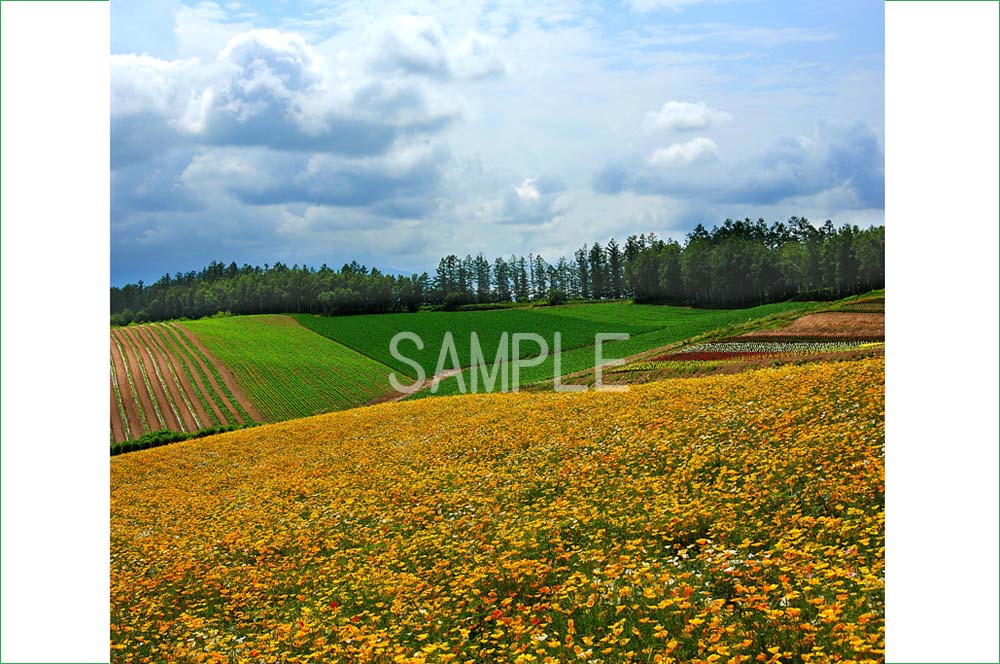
[180, 315, 397, 421]
[294, 301, 817, 397]
[293, 303, 669, 379]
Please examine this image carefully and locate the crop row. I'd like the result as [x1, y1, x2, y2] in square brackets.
[181, 315, 398, 421]
[683, 340, 878, 354]
[408, 302, 815, 397]
[161, 323, 254, 424]
[109, 324, 251, 444]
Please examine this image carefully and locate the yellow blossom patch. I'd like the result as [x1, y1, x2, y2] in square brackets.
[112, 358, 884, 663]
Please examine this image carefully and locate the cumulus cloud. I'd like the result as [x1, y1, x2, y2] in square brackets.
[647, 137, 719, 167]
[596, 123, 883, 209]
[498, 176, 568, 225]
[178, 143, 449, 216]
[371, 15, 505, 81]
[110, 0, 883, 285]
[643, 101, 733, 133]
[111, 29, 457, 167]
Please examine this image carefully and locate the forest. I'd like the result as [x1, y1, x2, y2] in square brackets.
[110, 217, 884, 324]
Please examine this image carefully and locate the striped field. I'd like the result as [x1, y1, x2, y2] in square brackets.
[180, 315, 398, 423]
[109, 323, 260, 444]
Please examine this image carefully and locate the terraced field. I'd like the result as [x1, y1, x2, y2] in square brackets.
[109, 323, 259, 444]
[180, 315, 397, 422]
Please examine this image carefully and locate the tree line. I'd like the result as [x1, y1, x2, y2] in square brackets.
[110, 217, 884, 324]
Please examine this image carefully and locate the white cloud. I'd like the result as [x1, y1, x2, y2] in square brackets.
[626, 0, 718, 13]
[109, 0, 883, 284]
[499, 176, 568, 224]
[600, 123, 884, 209]
[515, 177, 541, 201]
[175, 1, 253, 61]
[643, 101, 733, 133]
[371, 14, 504, 80]
[647, 137, 719, 167]
[111, 28, 457, 166]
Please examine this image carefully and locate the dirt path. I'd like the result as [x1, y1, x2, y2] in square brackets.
[136, 326, 214, 429]
[379, 368, 464, 403]
[110, 377, 127, 444]
[150, 325, 229, 426]
[109, 336, 146, 439]
[116, 327, 185, 432]
[171, 323, 263, 422]
[157, 324, 246, 425]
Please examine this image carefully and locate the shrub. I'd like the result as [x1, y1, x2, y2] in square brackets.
[546, 289, 568, 306]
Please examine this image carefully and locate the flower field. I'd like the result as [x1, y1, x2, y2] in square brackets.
[647, 341, 881, 363]
[111, 358, 884, 663]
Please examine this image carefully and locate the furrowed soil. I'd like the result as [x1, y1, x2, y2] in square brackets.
[110, 336, 147, 439]
[110, 382, 127, 443]
[171, 323, 263, 423]
[156, 324, 248, 425]
[135, 326, 213, 430]
[115, 332, 173, 438]
[150, 325, 230, 426]
[743, 311, 884, 338]
[116, 327, 185, 432]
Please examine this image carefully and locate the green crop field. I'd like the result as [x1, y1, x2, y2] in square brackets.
[180, 315, 397, 421]
[421, 301, 817, 396]
[294, 304, 666, 378]
[294, 301, 816, 397]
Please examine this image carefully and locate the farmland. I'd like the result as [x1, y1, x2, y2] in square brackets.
[295, 300, 817, 397]
[111, 298, 881, 442]
[180, 315, 398, 422]
[111, 357, 885, 663]
[111, 301, 827, 442]
[109, 323, 260, 444]
[559, 296, 885, 389]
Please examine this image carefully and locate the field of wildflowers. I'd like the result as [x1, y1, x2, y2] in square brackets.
[111, 358, 884, 664]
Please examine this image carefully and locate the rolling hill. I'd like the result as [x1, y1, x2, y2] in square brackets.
[111, 357, 885, 662]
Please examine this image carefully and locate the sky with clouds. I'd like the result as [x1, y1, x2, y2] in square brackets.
[111, 0, 884, 285]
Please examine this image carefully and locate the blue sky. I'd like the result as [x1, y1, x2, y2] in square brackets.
[111, 0, 884, 285]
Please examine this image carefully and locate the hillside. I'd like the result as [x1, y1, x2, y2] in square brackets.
[111, 357, 885, 663]
[295, 300, 818, 397]
[181, 315, 398, 422]
[112, 302, 823, 444]
[110, 323, 259, 444]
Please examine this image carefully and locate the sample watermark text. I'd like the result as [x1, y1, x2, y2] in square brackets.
[388, 332, 630, 394]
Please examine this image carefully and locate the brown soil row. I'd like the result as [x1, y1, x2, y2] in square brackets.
[132, 326, 209, 431]
[110, 379, 127, 443]
[114, 327, 182, 432]
[155, 324, 247, 425]
[742, 312, 884, 338]
[110, 336, 147, 441]
[148, 325, 231, 426]
[172, 323, 263, 422]
[114, 328, 167, 431]
[616, 346, 884, 385]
